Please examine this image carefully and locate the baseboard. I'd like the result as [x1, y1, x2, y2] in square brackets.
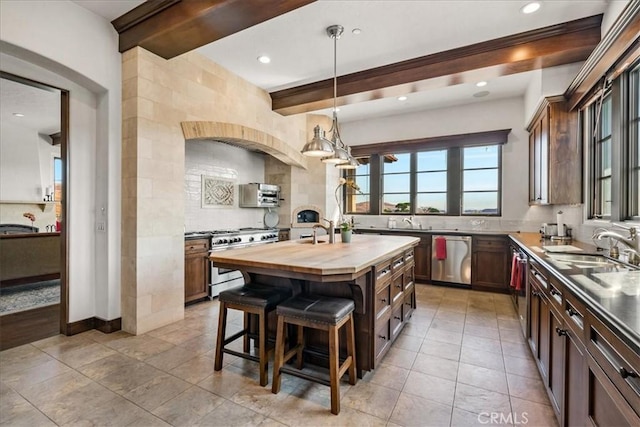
[66, 316, 122, 335]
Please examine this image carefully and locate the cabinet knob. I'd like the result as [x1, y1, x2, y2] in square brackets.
[394, 316, 401, 320]
[566, 307, 578, 317]
[555, 327, 567, 336]
[380, 298, 387, 303]
[550, 288, 560, 297]
[378, 335, 387, 341]
[619, 367, 638, 379]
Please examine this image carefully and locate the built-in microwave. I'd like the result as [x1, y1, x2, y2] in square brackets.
[239, 183, 280, 208]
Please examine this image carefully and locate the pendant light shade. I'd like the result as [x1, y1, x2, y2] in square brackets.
[302, 24, 358, 169]
[301, 125, 334, 157]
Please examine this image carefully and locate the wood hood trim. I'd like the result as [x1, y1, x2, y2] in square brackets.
[181, 121, 308, 169]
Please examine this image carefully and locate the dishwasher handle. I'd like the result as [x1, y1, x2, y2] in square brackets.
[433, 235, 472, 242]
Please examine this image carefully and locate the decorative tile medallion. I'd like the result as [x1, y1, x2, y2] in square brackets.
[201, 175, 235, 208]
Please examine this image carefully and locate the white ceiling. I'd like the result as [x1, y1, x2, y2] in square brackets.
[0, 78, 61, 135]
[71, 0, 615, 122]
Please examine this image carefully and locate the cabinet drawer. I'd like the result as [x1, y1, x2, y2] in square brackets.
[586, 310, 640, 416]
[404, 266, 414, 289]
[564, 290, 586, 338]
[375, 319, 392, 361]
[474, 236, 506, 251]
[403, 290, 415, 321]
[404, 249, 415, 268]
[548, 276, 563, 309]
[185, 239, 209, 253]
[374, 260, 392, 289]
[375, 284, 391, 320]
[391, 254, 405, 275]
[529, 260, 549, 291]
[391, 304, 403, 341]
[391, 274, 404, 304]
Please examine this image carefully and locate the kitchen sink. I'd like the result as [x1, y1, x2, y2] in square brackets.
[297, 239, 328, 244]
[546, 253, 638, 271]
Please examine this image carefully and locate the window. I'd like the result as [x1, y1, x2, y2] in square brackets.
[591, 94, 613, 218]
[629, 64, 640, 219]
[54, 157, 62, 220]
[344, 129, 507, 216]
[462, 145, 500, 215]
[416, 150, 447, 214]
[382, 153, 411, 213]
[344, 157, 370, 213]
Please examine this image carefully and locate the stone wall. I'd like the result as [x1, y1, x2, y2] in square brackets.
[121, 47, 329, 334]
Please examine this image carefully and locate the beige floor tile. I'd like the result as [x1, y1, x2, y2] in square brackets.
[454, 382, 511, 415]
[451, 407, 514, 427]
[152, 386, 224, 426]
[501, 341, 531, 359]
[197, 364, 259, 398]
[419, 339, 461, 361]
[462, 334, 503, 354]
[17, 371, 92, 407]
[342, 381, 400, 420]
[80, 329, 132, 344]
[123, 372, 191, 411]
[411, 353, 459, 381]
[380, 347, 418, 369]
[457, 362, 509, 394]
[60, 393, 164, 427]
[425, 327, 463, 345]
[145, 345, 199, 372]
[400, 320, 429, 338]
[463, 324, 501, 340]
[363, 362, 410, 391]
[460, 346, 505, 371]
[510, 397, 559, 427]
[195, 399, 264, 426]
[53, 342, 118, 369]
[389, 392, 452, 427]
[392, 333, 423, 352]
[503, 354, 540, 379]
[465, 314, 499, 329]
[434, 309, 466, 324]
[0, 383, 57, 426]
[499, 327, 526, 344]
[506, 373, 551, 405]
[402, 370, 456, 406]
[152, 326, 204, 345]
[229, 382, 291, 417]
[105, 334, 175, 361]
[36, 381, 120, 425]
[498, 318, 522, 331]
[177, 332, 217, 355]
[169, 354, 215, 384]
[0, 345, 56, 376]
[97, 361, 162, 395]
[1, 357, 73, 390]
[77, 352, 139, 380]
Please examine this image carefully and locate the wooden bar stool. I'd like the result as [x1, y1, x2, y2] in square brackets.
[214, 283, 291, 386]
[271, 294, 357, 415]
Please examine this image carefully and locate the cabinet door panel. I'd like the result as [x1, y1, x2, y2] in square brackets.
[549, 307, 564, 416]
[414, 239, 431, 282]
[539, 294, 551, 380]
[565, 328, 587, 427]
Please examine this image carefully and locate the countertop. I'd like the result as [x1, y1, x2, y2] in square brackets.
[0, 232, 60, 239]
[510, 232, 640, 354]
[209, 234, 419, 278]
[355, 227, 515, 237]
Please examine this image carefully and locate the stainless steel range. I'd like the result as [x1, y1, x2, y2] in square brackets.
[208, 228, 278, 297]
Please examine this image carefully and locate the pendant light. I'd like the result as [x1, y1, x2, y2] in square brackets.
[302, 24, 358, 169]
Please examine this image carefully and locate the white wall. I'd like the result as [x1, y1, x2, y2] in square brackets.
[341, 97, 559, 232]
[185, 141, 267, 231]
[601, 0, 630, 36]
[0, 123, 43, 200]
[0, 0, 122, 323]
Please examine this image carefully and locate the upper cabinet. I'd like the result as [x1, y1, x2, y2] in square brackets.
[528, 96, 581, 205]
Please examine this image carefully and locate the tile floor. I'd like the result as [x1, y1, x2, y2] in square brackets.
[0, 284, 559, 426]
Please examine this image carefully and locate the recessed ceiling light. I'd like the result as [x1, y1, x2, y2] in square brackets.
[473, 91, 490, 98]
[397, 96, 408, 101]
[521, 2, 541, 14]
[352, 28, 362, 35]
[476, 81, 488, 87]
[257, 55, 271, 64]
[13, 113, 24, 117]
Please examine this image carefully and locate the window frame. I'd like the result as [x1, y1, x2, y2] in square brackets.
[345, 129, 509, 217]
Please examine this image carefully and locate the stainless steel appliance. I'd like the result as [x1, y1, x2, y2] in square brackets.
[431, 235, 472, 285]
[511, 246, 528, 334]
[540, 223, 558, 238]
[239, 183, 280, 208]
[208, 228, 279, 297]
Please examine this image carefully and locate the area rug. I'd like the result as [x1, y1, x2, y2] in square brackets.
[0, 280, 60, 315]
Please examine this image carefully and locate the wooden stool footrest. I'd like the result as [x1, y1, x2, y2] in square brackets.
[223, 348, 261, 363]
[279, 366, 332, 387]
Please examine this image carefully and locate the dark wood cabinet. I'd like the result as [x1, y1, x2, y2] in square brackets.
[278, 229, 289, 241]
[564, 325, 587, 427]
[184, 238, 210, 303]
[471, 235, 509, 292]
[548, 305, 564, 417]
[413, 236, 431, 282]
[527, 96, 581, 205]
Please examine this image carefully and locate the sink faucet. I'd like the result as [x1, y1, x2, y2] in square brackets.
[313, 218, 335, 244]
[403, 216, 422, 230]
[592, 224, 640, 265]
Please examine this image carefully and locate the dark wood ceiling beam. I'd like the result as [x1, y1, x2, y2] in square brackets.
[113, 0, 316, 59]
[270, 14, 603, 115]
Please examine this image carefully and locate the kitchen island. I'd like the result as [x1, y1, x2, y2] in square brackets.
[210, 234, 420, 375]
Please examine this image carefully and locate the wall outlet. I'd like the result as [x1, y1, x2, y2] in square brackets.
[96, 222, 106, 232]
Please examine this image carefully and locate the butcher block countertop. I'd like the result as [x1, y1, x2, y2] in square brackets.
[209, 234, 419, 279]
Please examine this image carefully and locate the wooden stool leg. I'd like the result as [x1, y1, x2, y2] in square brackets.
[214, 302, 228, 371]
[328, 324, 340, 415]
[243, 312, 250, 353]
[346, 314, 357, 385]
[296, 324, 305, 370]
[258, 310, 268, 386]
[271, 315, 286, 394]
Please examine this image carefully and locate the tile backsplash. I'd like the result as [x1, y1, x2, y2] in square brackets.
[184, 141, 268, 231]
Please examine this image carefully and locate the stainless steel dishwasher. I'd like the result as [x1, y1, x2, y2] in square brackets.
[431, 235, 472, 285]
